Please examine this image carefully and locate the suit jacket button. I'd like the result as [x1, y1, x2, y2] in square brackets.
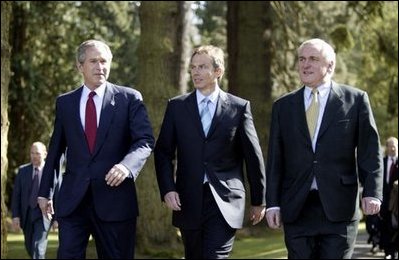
[313, 160, 318, 164]
[204, 162, 208, 165]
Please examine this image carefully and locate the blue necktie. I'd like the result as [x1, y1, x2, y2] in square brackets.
[29, 167, 39, 208]
[200, 98, 212, 136]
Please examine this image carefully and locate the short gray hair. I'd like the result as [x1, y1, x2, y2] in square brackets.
[76, 39, 113, 64]
[298, 38, 336, 66]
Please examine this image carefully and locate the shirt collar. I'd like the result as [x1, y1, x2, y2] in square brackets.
[304, 81, 331, 101]
[82, 83, 106, 100]
[196, 86, 220, 105]
[33, 162, 45, 171]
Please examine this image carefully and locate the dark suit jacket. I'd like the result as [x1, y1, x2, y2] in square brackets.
[266, 81, 383, 223]
[39, 82, 154, 222]
[154, 90, 266, 229]
[11, 163, 42, 228]
[381, 156, 398, 216]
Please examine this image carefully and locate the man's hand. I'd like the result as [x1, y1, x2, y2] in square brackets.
[266, 208, 282, 229]
[249, 206, 266, 225]
[38, 197, 53, 221]
[105, 164, 129, 187]
[52, 220, 59, 231]
[12, 217, 21, 232]
[164, 191, 181, 211]
[362, 197, 381, 215]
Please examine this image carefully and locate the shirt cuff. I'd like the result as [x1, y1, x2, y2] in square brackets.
[115, 164, 135, 181]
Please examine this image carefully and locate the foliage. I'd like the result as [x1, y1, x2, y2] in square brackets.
[7, 1, 140, 207]
[193, 1, 227, 47]
[3, 0, 398, 255]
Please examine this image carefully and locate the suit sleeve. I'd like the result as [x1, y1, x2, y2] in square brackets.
[266, 101, 283, 208]
[154, 101, 177, 200]
[39, 99, 66, 199]
[11, 168, 23, 218]
[240, 101, 266, 206]
[120, 92, 155, 178]
[356, 92, 383, 200]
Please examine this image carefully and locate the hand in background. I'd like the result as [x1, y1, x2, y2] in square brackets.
[164, 191, 181, 211]
[266, 208, 282, 229]
[249, 206, 265, 225]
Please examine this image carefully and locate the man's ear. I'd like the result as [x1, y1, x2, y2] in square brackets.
[215, 67, 222, 77]
[328, 62, 334, 72]
[77, 63, 83, 72]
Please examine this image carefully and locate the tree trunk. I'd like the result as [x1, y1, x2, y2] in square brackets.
[227, 1, 274, 154]
[135, 1, 189, 256]
[1, 1, 12, 258]
[227, 2, 274, 230]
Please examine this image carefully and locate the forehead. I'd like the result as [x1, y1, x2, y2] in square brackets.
[31, 145, 45, 153]
[85, 46, 111, 59]
[191, 53, 212, 64]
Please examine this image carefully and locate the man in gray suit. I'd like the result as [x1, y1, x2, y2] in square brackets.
[155, 45, 266, 259]
[11, 142, 53, 259]
[265, 38, 383, 259]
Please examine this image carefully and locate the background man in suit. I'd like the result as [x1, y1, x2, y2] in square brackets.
[11, 141, 53, 259]
[154, 45, 266, 259]
[379, 136, 398, 259]
[265, 38, 383, 259]
[38, 39, 154, 259]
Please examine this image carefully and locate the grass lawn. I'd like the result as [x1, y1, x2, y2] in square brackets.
[6, 223, 366, 259]
[6, 225, 287, 259]
[231, 227, 287, 259]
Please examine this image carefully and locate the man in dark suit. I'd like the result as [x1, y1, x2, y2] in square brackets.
[265, 38, 383, 259]
[380, 137, 398, 259]
[154, 45, 266, 259]
[11, 141, 53, 259]
[38, 39, 154, 259]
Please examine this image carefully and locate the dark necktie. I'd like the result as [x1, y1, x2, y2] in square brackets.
[389, 157, 396, 183]
[29, 167, 39, 208]
[85, 91, 97, 154]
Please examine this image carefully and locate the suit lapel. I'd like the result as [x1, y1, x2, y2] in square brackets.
[25, 164, 34, 190]
[93, 83, 116, 156]
[185, 91, 206, 138]
[71, 87, 89, 151]
[317, 82, 344, 140]
[207, 90, 229, 137]
[291, 87, 310, 140]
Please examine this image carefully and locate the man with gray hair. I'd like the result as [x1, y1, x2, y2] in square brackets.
[265, 38, 383, 258]
[11, 141, 53, 259]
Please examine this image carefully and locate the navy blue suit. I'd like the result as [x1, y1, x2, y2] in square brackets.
[380, 156, 398, 258]
[11, 163, 52, 258]
[155, 90, 266, 258]
[266, 82, 383, 258]
[39, 82, 154, 258]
